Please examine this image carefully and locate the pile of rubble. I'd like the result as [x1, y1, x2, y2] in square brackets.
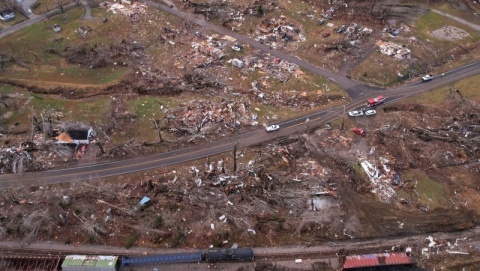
[255, 16, 305, 49]
[165, 99, 257, 137]
[376, 41, 411, 60]
[358, 157, 401, 203]
[101, 0, 148, 21]
[0, 142, 41, 174]
[336, 23, 373, 45]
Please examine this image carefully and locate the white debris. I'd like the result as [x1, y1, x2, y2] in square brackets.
[219, 215, 226, 221]
[247, 228, 256, 235]
[211, 223, 215, 230]
[295, 259, 303, 263]
[232, 58, 244, 68]
[426, 236, 437, 247]
[446, 250, 469, 255]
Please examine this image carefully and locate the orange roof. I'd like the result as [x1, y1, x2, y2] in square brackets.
[55, 132, 73, 143]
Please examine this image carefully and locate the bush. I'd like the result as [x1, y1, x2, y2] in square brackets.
[125, 234, 137, 249]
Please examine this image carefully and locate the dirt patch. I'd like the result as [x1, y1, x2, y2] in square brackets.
[429, 25, 471, 41]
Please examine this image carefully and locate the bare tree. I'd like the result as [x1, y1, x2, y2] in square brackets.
[56, 0, 65, 13]
[72, 0, 81, 6]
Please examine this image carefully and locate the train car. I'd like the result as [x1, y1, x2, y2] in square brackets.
[121, 252, 202, 266]
[205, 248, 254, 262]
[62, 255, 119, 271]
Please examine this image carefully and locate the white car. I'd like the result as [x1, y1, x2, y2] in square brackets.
[265, 124, 280, 132]
[364, 109, 376, 116]
[232, 45, 242, 51]
[348, 110, 364, 117]
[422, 75, 433, 81]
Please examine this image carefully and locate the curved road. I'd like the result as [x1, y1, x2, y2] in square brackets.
[1, 2, 480, 188]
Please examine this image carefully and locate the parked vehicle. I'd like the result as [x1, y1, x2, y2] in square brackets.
[422, 74, 433, 81]
[52, 24, 61, 33]
[366, 95, 385, 107]
[322, 32, 331, 38]
[266, 124, 280, 132]
[232, 45, 242, 51]
[364, 109, 376, 116]
[353, 127, 366, 137]
[348, 110, 364, 117]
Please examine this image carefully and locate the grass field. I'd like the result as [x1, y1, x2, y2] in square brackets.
[402, 169, 451, 210]
[0, 8, 125, 84]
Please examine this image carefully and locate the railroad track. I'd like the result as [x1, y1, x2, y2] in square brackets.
[255, 245, 396, 262]
[0, 252, 63, 270]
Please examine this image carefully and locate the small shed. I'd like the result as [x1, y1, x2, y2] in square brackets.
[62, 255, 118, 271]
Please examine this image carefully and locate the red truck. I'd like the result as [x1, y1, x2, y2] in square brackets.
[366, 95, 385, 107]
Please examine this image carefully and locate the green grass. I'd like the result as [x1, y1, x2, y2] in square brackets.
[0, 84, 15, 94]
[402, 169, 450, 209]
[0, 8, 129, 85]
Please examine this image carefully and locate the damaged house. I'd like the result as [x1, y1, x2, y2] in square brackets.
[53, 126, 94, 159]
[54, 127, 94, 145]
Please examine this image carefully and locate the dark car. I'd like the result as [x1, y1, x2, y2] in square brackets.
[322, 32, 331, 38]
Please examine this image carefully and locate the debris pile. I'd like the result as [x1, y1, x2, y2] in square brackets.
[255, 16, 305, 49]
[358, 157, 400, 202]
[165, 99, 256, 137]
[0, 142, 40, 174]
[102, 1, 148, 21]
[376, 41, 411, 60]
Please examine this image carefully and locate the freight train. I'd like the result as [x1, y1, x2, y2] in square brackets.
[121, 247, 254, 267]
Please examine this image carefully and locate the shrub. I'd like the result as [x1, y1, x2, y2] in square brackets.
[125, 234, 137, 249]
